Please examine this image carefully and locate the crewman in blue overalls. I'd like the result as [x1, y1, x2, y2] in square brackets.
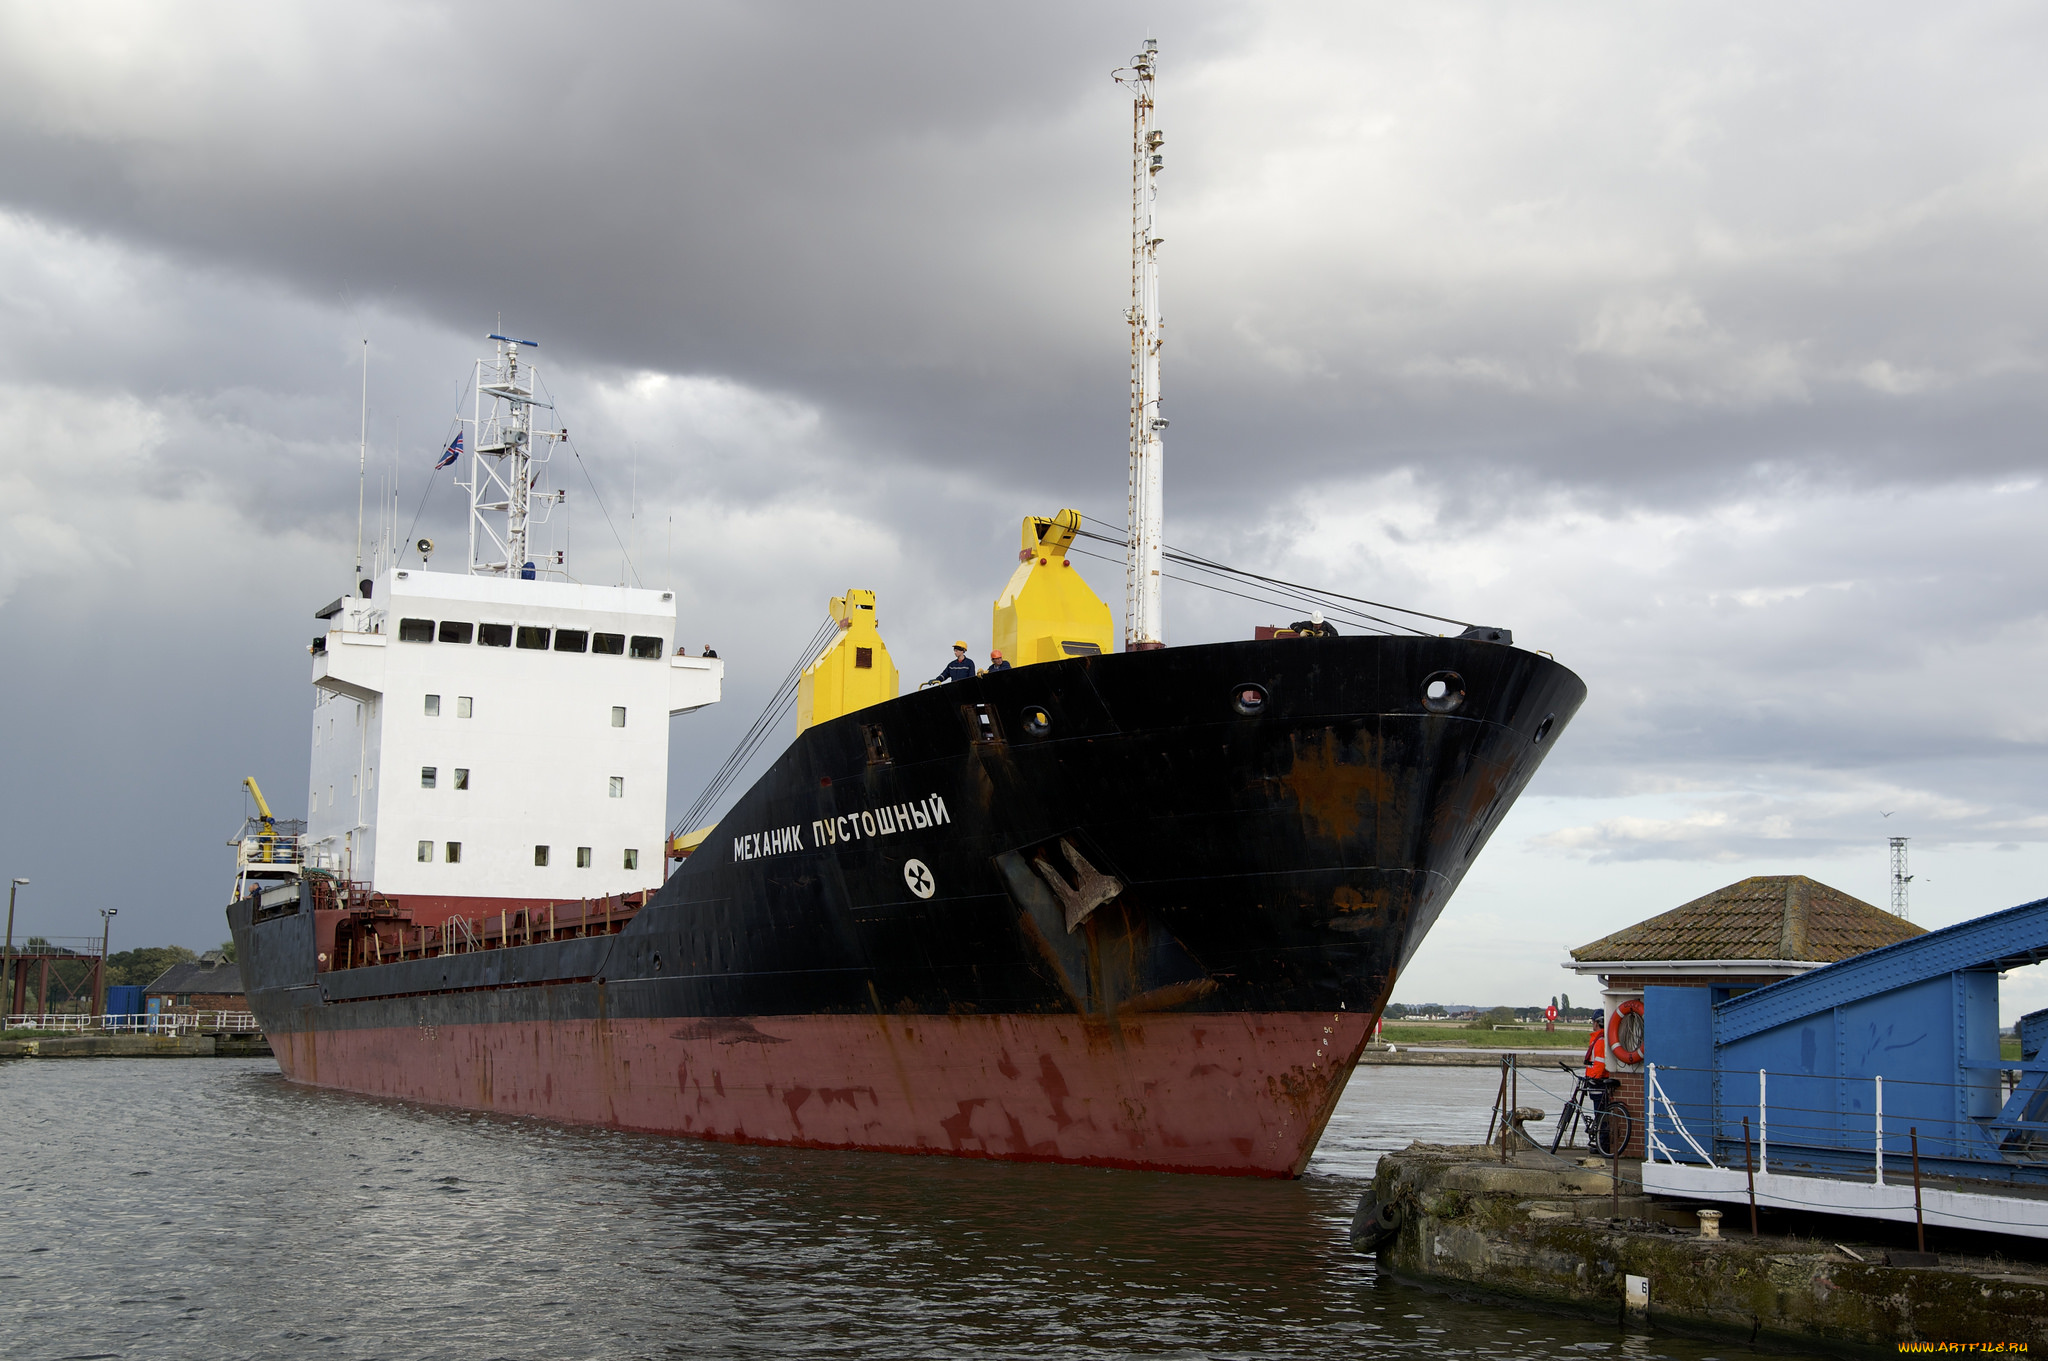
[935, 641, 976, 683]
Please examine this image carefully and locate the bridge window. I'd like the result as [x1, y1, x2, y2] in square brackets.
[445, 842, 461, 863]
[398, 617, 435, 643]
[534, 845, 550, 867]
[425, 694, 440, 717]
[609, 776, 624, 798]
[630, 635, 663, 659]
[623, 849, 639, 870]
[555, 629, 589, 653]
[457, 696, 473, 718]
[576, 846, 592, 868]
[453, 768, 469, 791]
[611, 706, 626, 728]
[438, 620, 473, 644]
[421, 767, 437, 789]
[592, 633, 625, 655]
[417, 840, 432, 862]
[516, 626, 550, 650]
[477, 623, 512, 647]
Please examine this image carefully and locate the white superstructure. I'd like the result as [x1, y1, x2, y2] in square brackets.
[301, 336, 722, 904]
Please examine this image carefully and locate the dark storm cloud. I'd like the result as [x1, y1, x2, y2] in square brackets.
[7, 2, 2048, 512]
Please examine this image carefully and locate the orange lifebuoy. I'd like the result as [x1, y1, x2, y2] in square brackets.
[1608, 998, 1645, 1065]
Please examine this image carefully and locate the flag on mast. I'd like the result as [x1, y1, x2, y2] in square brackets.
[434, 432, 463, 469]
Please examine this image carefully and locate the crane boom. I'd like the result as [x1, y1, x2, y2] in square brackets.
[243, 775, 277, 830]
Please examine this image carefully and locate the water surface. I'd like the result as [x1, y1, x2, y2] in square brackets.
[1, 1057, 1743, 1359]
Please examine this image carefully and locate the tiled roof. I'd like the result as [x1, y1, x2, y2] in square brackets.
[143, 958, 245, 996]
[1570, 875, 1924, 964]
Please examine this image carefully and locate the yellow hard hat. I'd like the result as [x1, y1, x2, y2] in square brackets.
[953, 640, 968, 649]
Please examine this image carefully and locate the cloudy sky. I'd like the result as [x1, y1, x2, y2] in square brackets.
[2, 2, 2046, 1014]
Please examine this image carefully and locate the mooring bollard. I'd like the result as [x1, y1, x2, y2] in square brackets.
[1697, 1209, 1722, 1239]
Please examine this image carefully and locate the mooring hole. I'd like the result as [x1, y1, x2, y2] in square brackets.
[1233, 683, 1269, 716]
[1533, 713, 1556, 743]
[1422, 671, 1465, 714]
[1021, 705, 1052, 737]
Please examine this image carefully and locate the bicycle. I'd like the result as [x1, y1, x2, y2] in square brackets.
[1549, 1061, 1633, 1157]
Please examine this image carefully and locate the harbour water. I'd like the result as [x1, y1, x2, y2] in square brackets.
[3, 1058, 1742, 1359]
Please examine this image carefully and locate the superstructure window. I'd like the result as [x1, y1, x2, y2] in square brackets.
[439, 621, 474, 644]
[555, 629, 589, 653]
[630, 635, 663, 659]
[477, 623, 513, 647]
[421, 766, 437, 789]
[417, 840, 432, 863]
[454, 768, 470, 791]
[425, 694, 441, 717]
[534, 845, 550, 867]
[623, 849, 639, 870]
[576, 846, 592, 868]
[445, 842, 461, 863]
[611, 706, 626, 728]
[609, 776, 624, 798]
[855, 647, 873, 669]
[516, 626, 550, 650]
[592, 632, 625, 655]
[457, 696, 473, 718]
[398, 617, 435, 643]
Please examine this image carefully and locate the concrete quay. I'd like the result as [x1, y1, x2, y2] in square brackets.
[0, 1034, 272, 1058]
[1360, 1142, 2048, 1353]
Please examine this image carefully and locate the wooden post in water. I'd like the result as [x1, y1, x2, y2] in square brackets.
[1743, 1116, 1758, 1236]
[1509, 1054, 1519, 1159]
[1912, 1127, 1926, 1253]
[1486, 1055, 1507, 1157]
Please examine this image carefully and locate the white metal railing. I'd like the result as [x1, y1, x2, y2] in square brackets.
[1643, 1060, 2044, 1176]
[235, 835, 304, 868]
[1645, 1062, 1720, 1168]
[4, 1011, 262, 1034]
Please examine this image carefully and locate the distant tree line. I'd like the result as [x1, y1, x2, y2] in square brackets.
[1384, 994, 1601, 1025]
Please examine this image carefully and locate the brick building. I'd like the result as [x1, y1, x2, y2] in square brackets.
[143, 952, 250, 1015]
[1565, 875, 1923, 1157]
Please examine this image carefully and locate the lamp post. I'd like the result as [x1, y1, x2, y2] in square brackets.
[96, 907, 117, 1019]
[4, 877, 25, 1018]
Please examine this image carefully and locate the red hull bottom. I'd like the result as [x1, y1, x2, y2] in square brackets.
[273, 1010, 1372, 1177]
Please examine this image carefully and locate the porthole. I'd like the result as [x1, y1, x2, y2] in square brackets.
[1232, 683, 1269, 716]
[1533, 713, 1556, 744]
[1021, 705, 1052, 737]
[1422, 671, 1465, 714]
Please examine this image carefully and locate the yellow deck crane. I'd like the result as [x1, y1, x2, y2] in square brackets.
[243, 776, 284, 861]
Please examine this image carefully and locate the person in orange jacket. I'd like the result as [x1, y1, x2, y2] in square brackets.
[1584, 1009, 1609, 1081]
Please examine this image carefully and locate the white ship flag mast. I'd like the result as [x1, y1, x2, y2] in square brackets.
[462, 334, 567, 578]
[1117, 38, 1167, 651]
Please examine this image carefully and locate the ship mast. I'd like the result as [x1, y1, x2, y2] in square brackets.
[463, 333, 563, 578]
[1118, 38, 1167, 651]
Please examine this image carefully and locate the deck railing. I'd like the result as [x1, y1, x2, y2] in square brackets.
[4, 1011, 262, 1034]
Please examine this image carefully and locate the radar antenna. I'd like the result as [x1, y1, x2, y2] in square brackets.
[1116, 37, 1166, 651]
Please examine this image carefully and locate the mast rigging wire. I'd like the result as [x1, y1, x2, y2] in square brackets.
[1072, 513, 1470, 636]
[670, 615, 839, 841]
[532, 373, 642, 588]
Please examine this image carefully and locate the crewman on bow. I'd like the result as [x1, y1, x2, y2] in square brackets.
[986, 649, 1011, 673]
[934, 641, 976, 683]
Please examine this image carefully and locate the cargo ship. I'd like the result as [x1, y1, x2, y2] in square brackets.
[227, 41, 1586, 1176]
